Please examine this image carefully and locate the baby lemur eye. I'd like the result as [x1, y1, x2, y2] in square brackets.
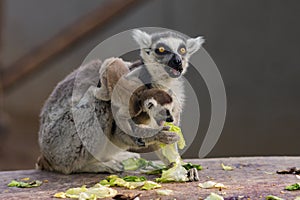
[147, 102, 154, 109]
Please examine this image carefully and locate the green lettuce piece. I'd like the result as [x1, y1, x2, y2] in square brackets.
[164, 122, 185, 149]
[204, 192, 224, 200]
[83, 184, 118, 199]
[147, 162, 202, 175]
[147, 160, 166, 169]
[99, 179, 110, 186]
[121, 157, 165, 171]
[65, 185, 87, 198]
[285, 183, 300, 191]
[53, 192, 67, 198]
[121, 158, 148, 171]
[221, 163, 234, 171]
[99, 175, 145, 189]
[7, 180, 42, 188]
[141, 181, 161, 190]
[123, 176, 146, 182]
[156, 189, 173, 195]
[161, 143, 182, 164]
[106, 175, 119, 180]
[265, 195, 284, 200]
[55, 184, 117, 199]
[146, 168, 166, 175]
[182, 163, 202, 170]
[155, 162, 188, 183]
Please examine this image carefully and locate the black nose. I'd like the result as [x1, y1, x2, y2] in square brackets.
[166, 110, 174, 122]
[166, 116, 174, 122]
[168, 54, 182, 70]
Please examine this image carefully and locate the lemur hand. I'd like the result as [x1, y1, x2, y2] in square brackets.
[154, 130, 180, 144]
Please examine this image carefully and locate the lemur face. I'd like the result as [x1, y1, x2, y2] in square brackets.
[132, 29, 204, 78]
[139, 88, 174, 127]
[143, 97, 174, 127]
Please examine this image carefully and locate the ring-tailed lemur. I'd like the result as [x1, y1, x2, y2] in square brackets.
[94, 57, 178, 147]
[37, 29, 203, 174]
[97, 29, 204, 160]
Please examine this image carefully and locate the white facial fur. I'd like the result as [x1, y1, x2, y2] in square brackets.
[143, 98, 174, 127]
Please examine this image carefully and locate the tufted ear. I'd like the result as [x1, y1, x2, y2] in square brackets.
[132, 29, 152, 48]
[186, 36, 205, 55]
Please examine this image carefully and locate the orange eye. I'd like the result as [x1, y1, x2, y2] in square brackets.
[158, 47, 165, 53]
[180, 47, 186, 54]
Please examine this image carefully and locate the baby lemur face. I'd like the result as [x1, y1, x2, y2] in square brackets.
[132, 29, 204, 78]
[130, 88, 174, 127]
[143, 97, 174, 127]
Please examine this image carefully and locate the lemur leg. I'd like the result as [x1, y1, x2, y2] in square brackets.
[79, 158, 124, 173]
[113, 151, 140, 161]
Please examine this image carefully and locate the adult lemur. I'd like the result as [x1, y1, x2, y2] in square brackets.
[37, 29, 204, 174]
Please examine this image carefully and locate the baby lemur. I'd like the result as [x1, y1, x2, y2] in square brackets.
[38, 29, 204, 174]
[95, 57, 176, 148]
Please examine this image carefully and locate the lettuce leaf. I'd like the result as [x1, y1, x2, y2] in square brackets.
[155, 162, 188, 183]
[265, 195, 284, 200]
[8, 180, 42, 188]
[182, 163, 202, 170]
[221, 163, 234, 171]
[156, 189, 173, 195]
[204, 192, 224, 200]
[285, 183, 300, 191]
[164, 122, 185, 149]
[141, 181, 161, 190]
[54, 184, 117, 199]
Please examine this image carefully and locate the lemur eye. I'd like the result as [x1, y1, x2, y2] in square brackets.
[155, 46, 168, 55]
[147, 102, 154, 109]
[180, 47, 186, 54]
[159, 47, 165, 53]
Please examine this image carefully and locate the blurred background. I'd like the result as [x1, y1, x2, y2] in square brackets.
[0, 0, 299, 171]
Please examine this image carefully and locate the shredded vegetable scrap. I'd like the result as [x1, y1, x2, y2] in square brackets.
[221, 163, 234, 171]
[164, 122, 185, 149]
[156, 189, 173, 195]
[204, 192, 224, 200]
[285, 183, 300, 191]
[141, 181, 161, 190]
[54, 184, 117, 199]
[265, 195, 284, 200]
[155, 161, 188, 183]
[8, 180, 43, 188]
[198, 181, 226, 189]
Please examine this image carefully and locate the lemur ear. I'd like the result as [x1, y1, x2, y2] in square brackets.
[186, 36, 205, 55]
[132, 29, 152, 48]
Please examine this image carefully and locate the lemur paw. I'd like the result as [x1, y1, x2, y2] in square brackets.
[187, 168, 200, 182]
[102, 159, 124, 173]
[156, 130, 180, 144]
[114, 151, 140, 161]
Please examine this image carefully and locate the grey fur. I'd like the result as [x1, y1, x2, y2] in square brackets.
[38, 60, 140, 174]
[37, 60, 179, 174]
